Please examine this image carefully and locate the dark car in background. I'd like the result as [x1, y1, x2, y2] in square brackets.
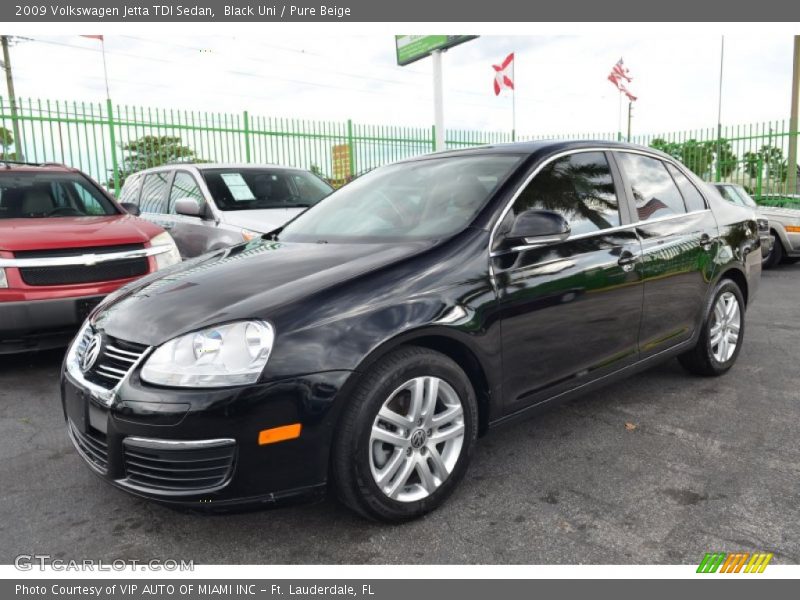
[62, 141, 760, 521]
[118, 163, 333, 258]
[0, 161, 181, 354]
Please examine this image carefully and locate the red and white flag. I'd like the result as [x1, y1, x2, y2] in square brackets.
[81, 35, 104, 41]
[492, 52, 515, 96]
[608, 58, 637, 102]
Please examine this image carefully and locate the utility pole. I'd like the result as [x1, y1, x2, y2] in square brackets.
[716, 36, 725, 182]
[788, 35, 799, 195]
[1, 35, 23, 161]
[432, 49, 444, 151]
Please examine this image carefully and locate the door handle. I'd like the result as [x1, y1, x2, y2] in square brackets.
[617, 250, 638, 272]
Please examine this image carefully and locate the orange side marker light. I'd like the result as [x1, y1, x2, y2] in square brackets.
[258, 423, 302, 445]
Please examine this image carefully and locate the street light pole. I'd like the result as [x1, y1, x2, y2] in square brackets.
[1, 35, 23, 161]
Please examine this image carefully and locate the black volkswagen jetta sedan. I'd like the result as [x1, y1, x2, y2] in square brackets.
[62, 141, 761, 521]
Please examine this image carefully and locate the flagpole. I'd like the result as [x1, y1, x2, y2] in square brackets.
[618, 90, 623, 141]
[511, 55, 516, 142]
[100, 38, 110, 99]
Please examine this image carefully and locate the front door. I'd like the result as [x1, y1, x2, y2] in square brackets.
[493, 150, 644, 415]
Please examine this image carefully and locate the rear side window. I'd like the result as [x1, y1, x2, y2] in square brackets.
[513, 151, 621, 236]
[616, 153, 686, 221]
[140, 172, 170, 214]
[119, 173, 142, 206]
[666, 164, 706, 212]
[169, 172, 205, 213]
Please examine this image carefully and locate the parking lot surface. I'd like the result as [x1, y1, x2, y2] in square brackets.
[1, 264, 799, 565]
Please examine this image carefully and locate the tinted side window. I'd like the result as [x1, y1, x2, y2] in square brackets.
[513, 151, 621, 236]
[616, 153, 686, 221]
[119, 172, 142, 205]
[140, 172, 170, 214]
[169, 172, 205, 213]
[666, 164, 706, 212]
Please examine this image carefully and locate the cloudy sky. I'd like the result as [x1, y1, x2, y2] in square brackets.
[4, 34, 797, 138]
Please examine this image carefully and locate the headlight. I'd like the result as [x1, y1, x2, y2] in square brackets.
[140, 320, 274, 387]
[0, 268, 7, 288]
[150, 231, 182, 270]
[241, 228, 262, 242]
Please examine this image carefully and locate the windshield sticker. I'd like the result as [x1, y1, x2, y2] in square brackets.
[220, 173, 256, 201]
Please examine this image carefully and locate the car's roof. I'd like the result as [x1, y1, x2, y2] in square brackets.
[139, 162, 307, 173]
[398, 139, 673, 163]
[0, 161, 77, 174]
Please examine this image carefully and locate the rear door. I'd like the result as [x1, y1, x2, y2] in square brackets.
[493, 150, 644, 413]
[613, 151, 718, 358]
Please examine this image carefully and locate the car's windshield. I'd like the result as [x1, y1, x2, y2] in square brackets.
[0, 172, 118, 219]
[277, 154, 522, 243]
[201, 168, 333, 211]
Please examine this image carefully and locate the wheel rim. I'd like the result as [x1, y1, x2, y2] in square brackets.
[709, 291, 741, 363]
[368, 376, 465, 503]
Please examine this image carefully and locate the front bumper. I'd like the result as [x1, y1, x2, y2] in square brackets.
[0, 295, 104, 354]
[61, 366, 353, 509]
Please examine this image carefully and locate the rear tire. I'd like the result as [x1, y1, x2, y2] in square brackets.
[678, 279, 745, 377]
[331, 346, 478, 522]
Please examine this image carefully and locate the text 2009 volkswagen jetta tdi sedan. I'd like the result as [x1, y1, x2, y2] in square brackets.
[62, 141, 760, 522]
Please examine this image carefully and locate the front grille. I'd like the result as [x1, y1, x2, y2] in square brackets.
[75, 328, 149, 389]
[122, 439, 236, 494]
[20, 258, 148, 286]
[68, 420, 109, 474]
[14, 244, 144, 259]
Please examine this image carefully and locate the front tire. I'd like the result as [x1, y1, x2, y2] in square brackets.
[331, 346, 478, 522]
[678, 279, 745, 376]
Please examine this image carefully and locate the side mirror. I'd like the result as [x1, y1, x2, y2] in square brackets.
[174, 197, 201, 217]
[120, 202, 140, 216]
[507, 209, 570, 246]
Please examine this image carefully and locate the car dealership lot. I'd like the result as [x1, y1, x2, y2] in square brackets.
[2, 264, 799, 565]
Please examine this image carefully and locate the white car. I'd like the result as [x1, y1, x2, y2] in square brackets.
[118, 163, 334, 258]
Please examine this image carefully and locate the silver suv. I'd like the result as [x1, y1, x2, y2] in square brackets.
[118, 163, 333, 258]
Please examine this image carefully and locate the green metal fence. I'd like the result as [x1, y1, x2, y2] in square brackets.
[1, 95, 798, 204]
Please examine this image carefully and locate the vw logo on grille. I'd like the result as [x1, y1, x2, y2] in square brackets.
[81, 334, 102, 372]
[410, 429, 427, 449]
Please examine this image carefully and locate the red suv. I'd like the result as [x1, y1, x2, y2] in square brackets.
[0, 162, 181, 353]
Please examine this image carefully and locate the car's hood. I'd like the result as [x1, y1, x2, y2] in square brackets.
[758, 206, 800, 222]
[220, 208, 305, 233]
[0, 215, 164, 252]
[95, 238, 434, 346]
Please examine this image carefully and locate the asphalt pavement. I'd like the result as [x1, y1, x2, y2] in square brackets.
[1, 263, 798, 565]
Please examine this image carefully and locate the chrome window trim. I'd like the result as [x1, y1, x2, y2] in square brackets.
[488, 146, 713, 261]
[0, 245, 171, 268]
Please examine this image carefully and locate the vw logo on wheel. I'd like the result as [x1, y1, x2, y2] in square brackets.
[81, 334, 102, 372]
[410, 429, 427, 449]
